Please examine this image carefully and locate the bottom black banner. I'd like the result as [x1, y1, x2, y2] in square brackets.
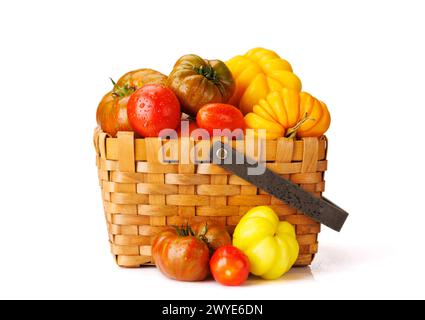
[0, 299, 408, 318]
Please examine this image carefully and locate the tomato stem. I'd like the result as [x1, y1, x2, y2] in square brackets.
[195, 64, 220, 85]
[173, 224, 196, 237]
[285, 113, 315, 139]
[110, 77, 137, 98]
[173, 223, 214, 253]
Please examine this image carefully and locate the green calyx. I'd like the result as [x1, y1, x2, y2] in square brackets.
[174, 224, 196, 237]
[173, 223, 212, 251]
[110, 78, 136, 98]
[195, 64, 220, 85]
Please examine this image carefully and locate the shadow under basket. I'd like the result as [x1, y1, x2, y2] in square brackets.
[94, 128, 327, 268]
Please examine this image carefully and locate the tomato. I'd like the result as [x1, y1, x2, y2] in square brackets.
[96, 92, 133, 137]
[177, 120, 199, 138]
[127, 84, 181, 137]
[96, 69, 167, 137]
[210, 245, 250, 286]
[192, 222, 231, 253]
[168, 54, 235, 116]
[196, 103, 245, 138]
[152, 227, 210, 281]
[116, 68, 167, 89]
[233, 206, 299, 280]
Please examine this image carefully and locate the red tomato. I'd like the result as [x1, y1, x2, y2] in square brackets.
[210, 245, 250, 286]
[152, 228, 210, 282]
[127, 84, 181, 137]
[196, 103, 245, 138]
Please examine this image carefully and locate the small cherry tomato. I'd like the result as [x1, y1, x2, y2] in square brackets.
[196, 103, 245, 138]
[210, 245, 250, 286]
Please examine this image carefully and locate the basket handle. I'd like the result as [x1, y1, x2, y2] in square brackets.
[210, 141, 349, 232]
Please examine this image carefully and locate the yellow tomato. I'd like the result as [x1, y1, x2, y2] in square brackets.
[233, 206, 299, 280]
[245, 89, 331, 139]
[226, 48, 302, 114]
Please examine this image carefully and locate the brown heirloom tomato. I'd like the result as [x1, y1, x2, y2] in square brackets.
[192, 222, 231, 253]
[167, 54, 235, 116]
[96, 69, 167, 137]
[152, 227, 210, 282]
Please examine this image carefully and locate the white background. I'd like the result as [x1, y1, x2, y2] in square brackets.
[0, 0, 424, 300]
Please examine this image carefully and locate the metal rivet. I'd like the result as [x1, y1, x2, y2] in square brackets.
[216, 148, 228, 160]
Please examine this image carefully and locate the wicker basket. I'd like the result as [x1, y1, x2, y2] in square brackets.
[94, 128, 327, 267]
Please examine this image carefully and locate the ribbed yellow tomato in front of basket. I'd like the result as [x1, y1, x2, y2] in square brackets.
[244, 89, 331, 139]
[233, 206, 299, 280]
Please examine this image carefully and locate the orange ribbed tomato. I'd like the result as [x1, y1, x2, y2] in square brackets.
[96, 69, 167, 137]
[244, 89, 331, 139]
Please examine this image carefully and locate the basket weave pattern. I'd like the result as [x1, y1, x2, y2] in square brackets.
[94, 128, 327, 267]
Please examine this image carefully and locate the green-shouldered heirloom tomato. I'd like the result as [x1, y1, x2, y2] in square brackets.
[152, 227, 210, 282]
[168, 54, 235, 116]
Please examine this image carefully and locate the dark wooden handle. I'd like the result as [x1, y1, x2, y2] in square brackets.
[211, 142, 349, 232]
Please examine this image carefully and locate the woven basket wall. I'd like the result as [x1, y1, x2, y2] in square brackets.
[94, 128, 327, 267]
